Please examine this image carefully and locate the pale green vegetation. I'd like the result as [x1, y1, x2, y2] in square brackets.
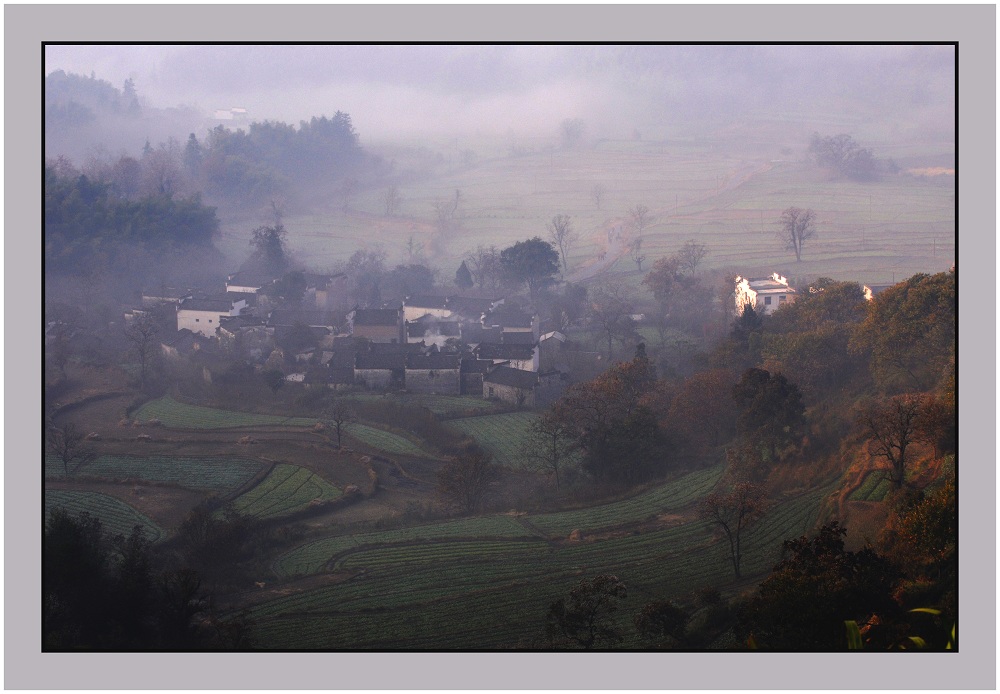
[343, 422, 438, 458]
[255, 482, 832, 649]
[273, 514, 533, 578]
[45, 490, 164, 541]
[342, 392, 497, 417]
[45, 454, 266, 493]
[849, 471, 893, 502]
[134, 396, 318, 429]
[226, 464, 342, 519]
[216, 134, 952, 291]
[446, 411, 540, 468]
[529, 464, 726, 536]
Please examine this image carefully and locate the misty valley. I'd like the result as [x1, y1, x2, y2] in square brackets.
[43, 45, 955, 651]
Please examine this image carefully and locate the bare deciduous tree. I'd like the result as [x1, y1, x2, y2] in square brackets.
[700, 480, 767, 579]
[381, 185, 402, 216]
[857, 394, 924, 490]
[521, 411, 577, 489]
[547, 214, 577, 274]
[677, 240, 709, 275]
[630, 237, 646, 272]
[465, 245, 502, 293]
[123, 313, 160, 390]
[590, 183, 606, 210]
[323, 398, 356, 448]
[436, 451, 500, 514]
[46, 422, 97, 476]
[627, 204, 654, 236]
[778, 207, 817, 262]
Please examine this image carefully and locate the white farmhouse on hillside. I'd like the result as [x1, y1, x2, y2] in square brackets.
[735, 273, 796, 316]
[176, 295, 247, 337]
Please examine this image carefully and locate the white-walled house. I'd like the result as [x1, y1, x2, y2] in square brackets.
[734, 273, 796, 316]
[177, 296, 247, 337]
[863, 283, 893, 302]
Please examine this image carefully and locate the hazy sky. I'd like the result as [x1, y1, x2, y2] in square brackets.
[44, 44, 955, 141]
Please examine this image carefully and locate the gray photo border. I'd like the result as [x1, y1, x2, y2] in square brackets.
[8, 4, 994, 690]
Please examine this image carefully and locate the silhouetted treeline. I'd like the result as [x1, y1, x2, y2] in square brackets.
[44, 165, 219, 275]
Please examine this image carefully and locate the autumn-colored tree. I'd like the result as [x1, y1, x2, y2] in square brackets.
[856, 394, 924, 490]
[550, 344, 664, 485]
[436, 450, 500, 514]
[879, 478, 956, 616]
[849, 271, 955, 394]
[758, 280, 868, 398]
[588, 280, 639, 360]
[665, 369, 738, 457]
[634, 600, 690, 649]
[736, 522, 900, 650]
[521, 410, 577, 489]
[546, 575, 628, 649]
[732, 368, 806, 461]
[700, 480, 767, 579]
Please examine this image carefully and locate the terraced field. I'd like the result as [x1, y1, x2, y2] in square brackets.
[44, 490, 164, 541]
[133, 397, 318, 429]
[274, 514, 533, 578]
[252, 482, 832, 649]
[343, 392, 497, 417]
[528, 464, 725, 536]
[446, 411, 540, 468]
[45, 454, 266, 494]
[848, 471, 892, 502]
[227, 464, 342, 519]
[343, 422, 438, 457]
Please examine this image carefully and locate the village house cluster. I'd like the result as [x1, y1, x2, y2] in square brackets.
[130, 269, 571, 408]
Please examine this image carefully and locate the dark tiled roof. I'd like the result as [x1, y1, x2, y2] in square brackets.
[269, 309, 346, 328]
[502, 331, 537, 345]
[326, 351, 356, 369]
[484, 366, 538, 389]
[352, 309, 401, 326]
[447, 296, 501, 317]
[406, 354, 461, 370]
[461, 324, 503, 344]
[227, 271, 279, 288]
[475, 342, 536, 361]
[484, 306, 534, 329]
[179, 297, 235, 312]
[355, 353, 406, 370]
[369, 342, 423, 354]
[461, 358, 493, 374]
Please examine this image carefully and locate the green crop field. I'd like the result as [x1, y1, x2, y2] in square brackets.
[342, 422, 437, 458]
[134, 397, 318, 429]
[251, 482, 833, 649]
[45, 454, 266, 494]
[343, 392, 497, 417]
[528, 464, 725, 536]
[446, 411, 540, 468]
[226, 464, 342, 519]
[273, 514, 533, 578]
[848, 471, 892, 502]
[44, 490, 164, 541]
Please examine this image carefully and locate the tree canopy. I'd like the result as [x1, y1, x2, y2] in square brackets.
[499, 237, 560, 297]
